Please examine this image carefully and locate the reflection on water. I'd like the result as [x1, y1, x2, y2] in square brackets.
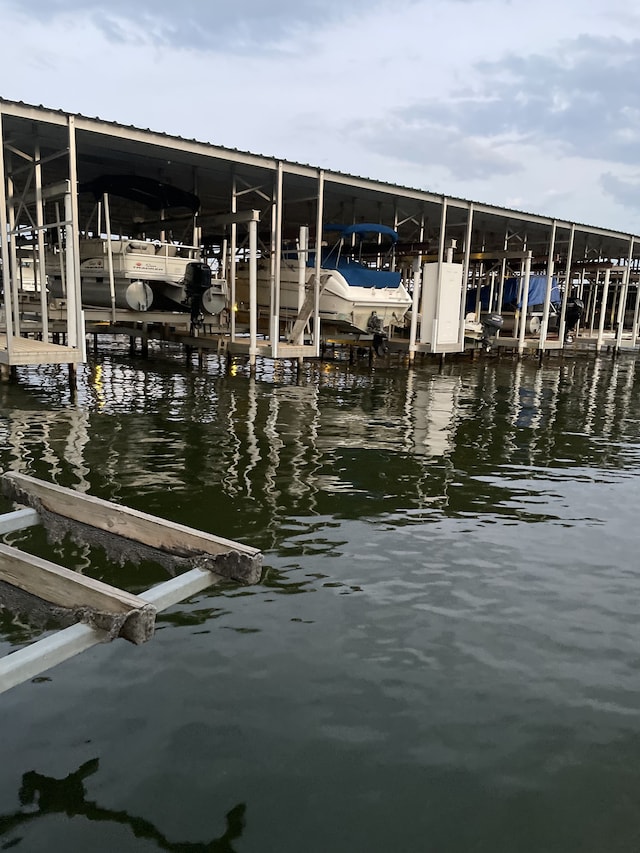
[0, 759, 246, 852]
[1, 351, 638, 525]
[3, 344, 640, 852]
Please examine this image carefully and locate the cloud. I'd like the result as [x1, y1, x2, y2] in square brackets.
[600, 172, 640, 213]
[350, 118, 522, 182]
[350, 34, 640, 181]
[1, 0, 377, 52]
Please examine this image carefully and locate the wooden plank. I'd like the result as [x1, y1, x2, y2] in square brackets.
[0, 567, 223, 695]
[2, 472, 261, 583]
[0, 543, 155, 644]
[0, 507, 40, 534]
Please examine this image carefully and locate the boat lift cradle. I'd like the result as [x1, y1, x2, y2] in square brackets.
[0, 472, 262, 694]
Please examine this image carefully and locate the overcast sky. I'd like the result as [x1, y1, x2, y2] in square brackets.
[1, 0, 639, 234]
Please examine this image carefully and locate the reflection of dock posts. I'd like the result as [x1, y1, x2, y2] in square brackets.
[408, 257, 422, 364]
[538, 219, 557, 354]
[615, 236, 634, 354]
[517, 251, 532, 356]
[596, 268, 611, 353]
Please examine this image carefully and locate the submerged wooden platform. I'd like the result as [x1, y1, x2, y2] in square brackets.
[0, 472, 262, 693]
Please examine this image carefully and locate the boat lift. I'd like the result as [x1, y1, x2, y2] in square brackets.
[0, 472, 262, 694]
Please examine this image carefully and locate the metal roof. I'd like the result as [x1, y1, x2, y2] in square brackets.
[1, 97, 636, 262]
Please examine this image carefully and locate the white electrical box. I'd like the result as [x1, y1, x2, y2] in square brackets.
[420, 262, 464, 350]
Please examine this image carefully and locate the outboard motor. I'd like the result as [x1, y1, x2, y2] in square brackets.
[564, 297, 584, 343]
[480, 312, 503, 351]
[184, 262, 212, 331]
[366, 311, 388, 356]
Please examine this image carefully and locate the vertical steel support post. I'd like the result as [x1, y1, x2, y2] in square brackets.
[539, 220, 557, 351]
[230, 171, 237, 342]
[517, 251, 532, 355]
[631, 259, 640, 349]
[408, 258, 421, 362]
[6, 156, 20, 337]
[497, 227, 508, 327]
[313, 169, 324, 358]
[596, 268, 611, 353]
[33, 139, 49, 339]
[248, 216, 258, 368]
[296, 225, 308, 345]
[68, 117, 85, 358]
[615, 236, 634, 352]
[458, 203, 474, 350]
[558, 224, 575, 345]
[0, 109, 14, 357]
[420, 196, 447, 347]
[103, 192, 116, 322]
[271, 162, 283, 358]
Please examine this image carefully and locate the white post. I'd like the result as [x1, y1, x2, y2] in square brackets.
[518, 252, 532, 355]
[271, 161, 283, 358]
[296, 225, 308, 345]
[7, 164, 20, 337]
[558, 224, 575, 344]
[34, 140, 49, 340]
[423, 196, 447, 349]
[408, 258, 422, 361]
[248, 216, 258, 367]
[313, 169, 324, 358]
[103, 192, 116, 321]
[631, 260, 640, 349]
[68, 116, 84, 355]
[596, 268, 611, 353]
[616, 237, 634, 351]
[0, 109, 14, 356]
[539, 219, 557, 351]
[458, 203, 474, 349]
[230, 171, 237, 341]
[64, 191, 78, 349]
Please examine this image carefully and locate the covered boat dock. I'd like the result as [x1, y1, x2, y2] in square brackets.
[1, 97, 639, 374]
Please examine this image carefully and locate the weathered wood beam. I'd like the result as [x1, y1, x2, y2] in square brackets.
[0, 543, 155, 644]
[1, 472, 262, 583]
[0, 567, 224, 694]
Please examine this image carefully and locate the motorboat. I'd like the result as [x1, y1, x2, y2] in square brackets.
[46, 175, 227, 318]
[465, 276, 584, 341]
[235, 223, 412, 336]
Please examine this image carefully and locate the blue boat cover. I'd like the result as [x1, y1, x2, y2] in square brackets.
[307, 251, 402, 289]
[466, 276, 561, 311]
[324, 223, 399, 242]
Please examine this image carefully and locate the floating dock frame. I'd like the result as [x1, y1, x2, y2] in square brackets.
[0, 472, 262, 694]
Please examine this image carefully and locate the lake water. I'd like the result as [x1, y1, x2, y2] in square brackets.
[1, 343, 640, 852]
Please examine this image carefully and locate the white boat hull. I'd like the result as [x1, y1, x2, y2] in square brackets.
[47, 239, 227, 315]
[236, 264, 411, 334]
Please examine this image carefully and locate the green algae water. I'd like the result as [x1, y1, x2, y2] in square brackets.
[1, 344, 640, 852]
